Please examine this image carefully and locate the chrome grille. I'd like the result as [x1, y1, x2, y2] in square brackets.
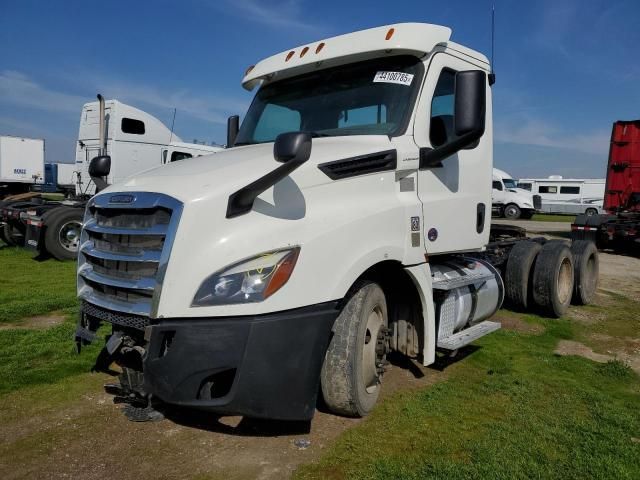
[77, 192, 183, 318]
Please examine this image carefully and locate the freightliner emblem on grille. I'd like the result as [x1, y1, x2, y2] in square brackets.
[109, 194, 136, 204]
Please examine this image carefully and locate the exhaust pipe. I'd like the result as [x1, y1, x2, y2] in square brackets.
[97, 94, 106, 156]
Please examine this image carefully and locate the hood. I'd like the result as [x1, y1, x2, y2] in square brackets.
[99, 135, 394, 205]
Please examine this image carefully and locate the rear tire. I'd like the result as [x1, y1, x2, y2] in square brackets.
[503, 204, 521, 220]
[504, 240, 542, 310]
[1, 223, 14, 246]
[532, 242, 574, 317]
[321, 282, 388, 417]
[44, 208, 83, 260]
[570, 240, 599, 305]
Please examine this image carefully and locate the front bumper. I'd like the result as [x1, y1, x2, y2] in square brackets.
[86, 301, 340, 421]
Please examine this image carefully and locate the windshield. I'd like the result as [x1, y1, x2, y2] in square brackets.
[503, 179, 518, 189]
[235, 55, 424, 145]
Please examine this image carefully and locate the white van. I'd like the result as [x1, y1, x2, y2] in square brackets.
[492, 168, 539, 219]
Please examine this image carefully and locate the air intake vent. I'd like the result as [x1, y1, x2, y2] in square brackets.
[318, 150, 397, 180]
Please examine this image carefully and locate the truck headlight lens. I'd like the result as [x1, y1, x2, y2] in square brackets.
[192, 247, 300, 306]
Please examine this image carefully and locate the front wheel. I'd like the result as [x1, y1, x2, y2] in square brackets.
[585, 208, 598, 216]
[321, 282, 388, 417]
[503, 204, 522, 220]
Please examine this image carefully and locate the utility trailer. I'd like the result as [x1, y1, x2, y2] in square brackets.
[0, 96, 223, 257]
[572, 120, 640, 252]
[0, 135, 44, 197]
[73, 23, 599, 423]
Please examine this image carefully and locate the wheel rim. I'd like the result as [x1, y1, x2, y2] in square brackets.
[557, 258, 573, 304]
[58, 220, 82, 253]
[505, 206, 519, 218]
[361, 305, 384, 394]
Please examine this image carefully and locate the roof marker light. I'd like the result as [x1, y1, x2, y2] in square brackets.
[385, 28, 395, 40]
[300, 46, 309, 57]
[315, 42, 325, 54]
[285, 50, 295, 62]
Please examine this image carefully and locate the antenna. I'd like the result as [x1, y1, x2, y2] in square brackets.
[489, 3, 496, 85]
[168, 108, 177, 144]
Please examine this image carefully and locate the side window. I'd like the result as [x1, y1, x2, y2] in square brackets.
[429, 69, 456, 147]
[338, 105, 387, 128]
[254, 104, 301, 142]
[492, 181, 503, 191]
[560, 186, 580, 194]
[121, 118, 145, 135]
[519, 183, 532, 191]
[170, 151, 192, 162]
[539, 186, 558, 194]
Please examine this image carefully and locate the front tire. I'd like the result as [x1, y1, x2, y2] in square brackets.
[503, 203, 522, 220]
[321, 282, 388, 417]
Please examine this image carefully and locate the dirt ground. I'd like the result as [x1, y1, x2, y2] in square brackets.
[1, 223, 639, 480]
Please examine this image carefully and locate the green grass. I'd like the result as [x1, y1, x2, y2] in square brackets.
[0, 246, 102, 394]
[295, 308, 640, 480]
[531, 214, 576, 222]
[0, 307, 104, 394]
[0, 246, 77, 323]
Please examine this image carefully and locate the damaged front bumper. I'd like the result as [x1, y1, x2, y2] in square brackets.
[77, 301, 339, 421]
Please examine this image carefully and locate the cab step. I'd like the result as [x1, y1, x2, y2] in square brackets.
[437, 321, 501, 350]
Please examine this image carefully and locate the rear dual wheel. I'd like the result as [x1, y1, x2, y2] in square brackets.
[44, 208, 83, 260]
[532, 242, 574, 317]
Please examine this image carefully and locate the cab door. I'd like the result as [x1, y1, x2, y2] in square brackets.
[413, 52, 492, 254]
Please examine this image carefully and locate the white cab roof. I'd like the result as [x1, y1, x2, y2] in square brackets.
[242, 23, 489, 91]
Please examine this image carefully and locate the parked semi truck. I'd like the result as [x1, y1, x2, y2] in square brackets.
[74, 23, 599, 422]
[0, 95, 222, 257]
[0, 135, 45, 197]
[572, 120, 640, 251]
[491, 168, 540, 219]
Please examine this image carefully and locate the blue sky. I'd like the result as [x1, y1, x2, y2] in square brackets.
[1, 0, 639, 178]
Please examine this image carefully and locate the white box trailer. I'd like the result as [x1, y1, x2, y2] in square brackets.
[0, 136, 44, 195]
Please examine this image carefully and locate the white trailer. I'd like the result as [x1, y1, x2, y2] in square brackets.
[0, 136, 45, 196]
[517, 177, 605, 216]
[74, 23, 599, 422]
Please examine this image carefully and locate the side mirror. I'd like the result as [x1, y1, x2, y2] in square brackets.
[420, 70, 486, 169]
[89, 155, 111, 177]
[226, 115, 239, 148]
[89, 155, 111, 193]
[274, 131, 312, 164]
[226, 132, 312, 218]
[454, 70, 486, 137]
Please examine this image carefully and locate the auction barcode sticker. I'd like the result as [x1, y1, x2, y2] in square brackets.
[373, 71, 414, 86]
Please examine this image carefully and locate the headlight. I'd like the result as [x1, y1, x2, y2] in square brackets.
[192, 247, 300, 306]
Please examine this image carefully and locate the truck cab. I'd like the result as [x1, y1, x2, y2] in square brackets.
[75, 24, 595, 422]
[491, 168, 538, 219]
[75, 100, 222, 197]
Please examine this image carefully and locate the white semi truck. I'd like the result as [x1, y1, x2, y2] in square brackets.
[4, 96, 222, 258]
[492, 168, 540, 219]
[74, 24, 599, 422]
